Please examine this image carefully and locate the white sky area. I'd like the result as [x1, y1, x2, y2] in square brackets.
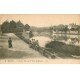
[0, 14, 80, 27]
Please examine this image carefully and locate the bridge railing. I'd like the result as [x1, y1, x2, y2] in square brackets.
[15, 33, 56, 59]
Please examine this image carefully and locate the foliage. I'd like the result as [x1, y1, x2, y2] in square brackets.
[45, 41, 80, 58]
[10, 20, 16, 28]
[50, 23, 80, 33]
[1, 20, 31, 33]
[29, 30, 34, 38]
[25, 24, 30, 31]
[1, 21, 10, 33]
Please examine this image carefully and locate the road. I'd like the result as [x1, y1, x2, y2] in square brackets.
[0, 33, 46, 59]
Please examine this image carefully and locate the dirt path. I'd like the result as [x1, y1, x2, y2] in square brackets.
[0, 33, 46, 59]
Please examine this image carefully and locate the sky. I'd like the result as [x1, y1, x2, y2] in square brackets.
[0, 14, 80, 27]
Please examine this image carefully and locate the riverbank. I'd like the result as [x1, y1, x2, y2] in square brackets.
[15, 33, 80, 59]
[45, 41, 80, 59]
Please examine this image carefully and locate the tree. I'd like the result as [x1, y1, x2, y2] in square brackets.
[69, 23, 77, 31]
[16, 20, 24, 28]
[77, 25, 80, 34]
[9, 20, 16, 28]
[29, 30, 34, 38]
[1, 20, 24, 33]
[25, 24, 30, 31]
[49, 26, 53, 35]
[0, 25, 2, 35]
[52, 26, 58, 32]
[57, 24, 65, 31]
[1, 20, 10, 33]
[62, 25, 68, 33]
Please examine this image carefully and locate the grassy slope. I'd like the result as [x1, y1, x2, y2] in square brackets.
[45, 41, 80, 58]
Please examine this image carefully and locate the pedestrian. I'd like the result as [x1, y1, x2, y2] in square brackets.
[8, 38, 13, 48]
[31, 39, 34, 48]
[32, 39, 36, 49]
[35, 40, 40, 51]
[29, 40, 32, 48]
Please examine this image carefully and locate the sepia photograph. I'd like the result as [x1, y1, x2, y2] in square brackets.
[0, 14, 80, 63]
[1, 0, 80, 80]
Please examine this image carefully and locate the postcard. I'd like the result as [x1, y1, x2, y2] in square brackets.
[0, 14, 80, 64]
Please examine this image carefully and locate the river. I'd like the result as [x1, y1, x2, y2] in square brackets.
[30, 36, 51, 47]
[31, 34, 80, 47]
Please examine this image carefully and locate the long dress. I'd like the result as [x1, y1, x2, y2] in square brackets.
[8, 39, 12, 48]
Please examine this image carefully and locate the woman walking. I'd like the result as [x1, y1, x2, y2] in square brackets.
[8, 38, 13, 48]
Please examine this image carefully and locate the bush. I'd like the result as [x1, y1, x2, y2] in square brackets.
[45, 41, 80, 58]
